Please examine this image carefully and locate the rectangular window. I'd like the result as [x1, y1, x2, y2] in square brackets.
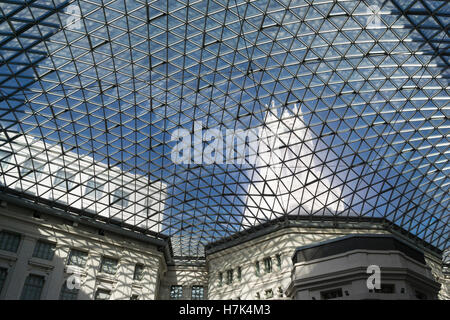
[415, 290, 427, 300]
[145, 197, 154, 218]
[276, 254, 282, 269]
[191, 286, 204, 300]
[255, 261, 260, 276]
[375, 284, 395, 294]
[0, 150, 12, 172]
[320, 288, 343, 300]
[95, 288, 111, 300]
[170, 285, 183, 300]
[237, 266, 242, 281]
[265, 289, 273, 299]
[53, 169, 75, 191]
[33, 240, 56, 260]
[264, 257, 272, 273]
[111, 188, 131, 208]
[84, 178, 104, 201]
[67, 249, 88, 268]
[0, 230, 21, 252]
[0, 267, 7, 294]
[19, 158, 44, 181]
[21, 274, 45, 300]
[218, 272, 223, 287]
[99, 256, 118, 275]
[59, 284, 79, 300]
[226, 269, 233, 285]
[133, 264, 144, 281]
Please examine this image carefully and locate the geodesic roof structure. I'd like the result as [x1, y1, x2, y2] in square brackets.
[0, 0, 448, 258]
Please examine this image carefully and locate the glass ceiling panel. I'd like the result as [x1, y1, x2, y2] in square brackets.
[0, 0, 448, 258]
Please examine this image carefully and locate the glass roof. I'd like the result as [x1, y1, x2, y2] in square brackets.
[0, 0, 448, 258]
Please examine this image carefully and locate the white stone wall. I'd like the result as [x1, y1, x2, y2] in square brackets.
[289, 249, 440, 300]
[158, 264, 209, 300]
[0, 200, 165, 300]
[207, 226, 397, 300]
[207, 226, 448, 300]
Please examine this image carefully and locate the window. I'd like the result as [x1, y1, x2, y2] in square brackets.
[0, 267, 7, 294]
[191, 286, 204, 300]
[320, 288, 343, 300]
[237, 266, 242, 281]
[218, 272, 223, 287]
[19, 158, 44, 181]
[255, 261, 260, 276]
[0, 150, 12, 172]
[226, 269, 233, 285]
[145, 197, 154, 218]
[415, 290, 427, 300]
[53, 169, 74, 191]
[265, 289, 273, 299]
[374, 284, 395, 294]
[170, 285, 183, 300]
[33, 240, 56, 260]
[59, 284, 79, 300]
[84, 178, 104, 201]
[264, 257, 272, 273]
[133, 264, 144, 281]
[21, 274, 45, 300]
[111, 188, 131, 208]
[0, 230, 21, 252]
[95, 288, 111, 300]
[99, 256, 118, 275]
[276, 254, 282, 269]
[130, 294, 139, 300]
[67, 249, 88, 267]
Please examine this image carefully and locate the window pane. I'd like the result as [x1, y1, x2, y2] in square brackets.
[59, 284, 79, 300]
[133, 264, 144, 281]
[0, 231, 21, 252]
[320, 288, 343, 300]
[264, 257, 272, 273]
[67, 249, 88, 267]
[95, 288, 111, 300]
[191, 286, 204, 300]
[21, 274, 45, 300]
[276, 254, 281, 268]
[53, 169, 74, 191]
[33, 240, 56, 260]
[0, 267, 7, 294]
[111, 188, 130, 208]
[170, 285, 183, 300]
[226, 269, 233, 285]
[100, 257, 118, 275]
[218, 272, 223, 286]
[0, 150, 12, 173]
[84, 178, 104, 201]
[20, 158, 43, 181]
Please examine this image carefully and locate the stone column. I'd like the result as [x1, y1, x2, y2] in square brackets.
[81, 253, 101, 300]
[45, 245, 70, 299]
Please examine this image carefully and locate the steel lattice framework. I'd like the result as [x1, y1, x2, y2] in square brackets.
[0, 0, 448, 258]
